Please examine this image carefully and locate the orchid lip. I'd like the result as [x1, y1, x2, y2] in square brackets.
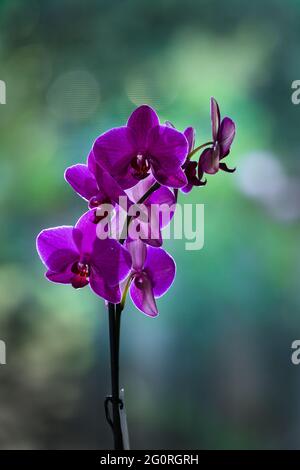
[134, 273, 144, 287]
[131, 154, 151, 180]
[71, 261, 90, 289]
[89, 196, 102, 208]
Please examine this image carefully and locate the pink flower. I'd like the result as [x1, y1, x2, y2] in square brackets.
[126, 239, 176, 317]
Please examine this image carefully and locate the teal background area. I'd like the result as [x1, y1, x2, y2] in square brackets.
[0, 0, 300, 449]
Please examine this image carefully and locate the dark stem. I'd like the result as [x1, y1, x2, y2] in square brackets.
[119, 181, 161, 244]
[106, 181, 161, 448]
[107, 302, 124, 450]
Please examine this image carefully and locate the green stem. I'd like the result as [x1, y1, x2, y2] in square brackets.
[187, 141, 213, 160]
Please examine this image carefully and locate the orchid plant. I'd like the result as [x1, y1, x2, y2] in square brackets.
[36, 99, 236, 450]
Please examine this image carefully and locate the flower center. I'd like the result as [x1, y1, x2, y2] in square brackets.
[71, 261, 90, 289]
[131, 154, 150, 180]
[89, 196, 102, 209]
[88, 197, 112, 224]
[133, 271, 148, 288]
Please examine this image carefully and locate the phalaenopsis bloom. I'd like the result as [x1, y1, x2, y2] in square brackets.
[36, 99, 236, 450]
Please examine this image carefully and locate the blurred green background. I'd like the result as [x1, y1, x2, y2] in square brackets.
[0, 0, 300, 450]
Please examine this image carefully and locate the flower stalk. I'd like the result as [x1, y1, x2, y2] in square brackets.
[36, 100, 236, 450]
[106, 302, 124, 450]
[106, 180, 163, 449]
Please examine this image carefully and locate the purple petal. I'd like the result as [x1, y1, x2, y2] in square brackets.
[139, 219, 163, 247]
[36, 226, 79, 272]
[151, 161, 188, 188]
[199, 146, 220, 175]
[94, 162, 133, 207]
[218, 117, 236, 158]
[219, 162, 236, 173]
[130, 272, 158, 317]
[89, 270, 121, 303]
[93, 126, 137, 189]
[45, 268, 73, 284]
[181, 182, 193, 193]
[64, 164, 99, 201]
[87, 149, 96, 174]
[125, 174, 155, 203]
[127, 213, 162, 247]
[184, 127, 195, 153]
[211, 97, 220, 141]
[127, 105, 159, 151]
[74, 210, 98, 255]
[145, 246, 176, 297]
[147, 125, 188, 188]
[147, 124, 188, 169]
[126, 239, 146, 271]
[146, 186, 175, 228]
[181, 160, 200, 193]
[91, 238, 132, 287]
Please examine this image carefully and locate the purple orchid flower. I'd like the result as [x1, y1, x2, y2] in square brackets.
[92, 105, 189, 190]
[165, 122, 206, 193]
[125, 175, 175, 247]
[65, 151, 132, 219]
[198, 97, 236, 176]
[36, 210, 132, 303]
[126, 239, 176, 317]
[181, 127, 207, 193]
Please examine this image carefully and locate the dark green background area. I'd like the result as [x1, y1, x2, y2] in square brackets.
[0, 0, 300, 449]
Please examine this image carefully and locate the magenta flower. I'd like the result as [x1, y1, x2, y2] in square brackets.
[92, 105, 189, 190]
[35, 97, 237, 450]
[36, 211, 132, 303]
[125, 175, 175, 247]
[126, 239, 176, 317]
[181, 127, 206, 193]
[198, 98, 236, 176]
[65, 151, 130, 213]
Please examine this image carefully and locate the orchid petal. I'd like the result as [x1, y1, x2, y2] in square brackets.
[45, 268, 73, 284]
[199, 146, 220, 175]
[146, 186, 175, 228]
[151, 160, 188, 188]
[36, 226, 79, 272]
[93, 126, 137, 189]
[147, 125, 188, 188]
[126, 239, 146, 271]
[89, 269, 121, 303]
[218, 117, 235, 158]
[87, 149, 96, 174]
[184, 127, 195, 153]
[144, 246, 176, 297]
[125, 174, 155, 203]
[127, 105, 159, 151]
[75, 210, 97, 255]
[64, 164, 99, 201]
[92, 237, 132, 287]
[219, 162, 236, 173]
[130, 272, 158, 317]
[211, 97, 220, 141]
[181, 182, 194, 193]
[94, 162, 132, 207]
[139, 219, 163, 247]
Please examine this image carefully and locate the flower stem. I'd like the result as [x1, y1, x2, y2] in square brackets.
[119, 181, 161, 244]
[107, 302, 124, 450]
[187, 141, 213, 159]
[105, 181, 162, 448]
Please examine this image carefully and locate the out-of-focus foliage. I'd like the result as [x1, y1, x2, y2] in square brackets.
[0, 0, 300, 449]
